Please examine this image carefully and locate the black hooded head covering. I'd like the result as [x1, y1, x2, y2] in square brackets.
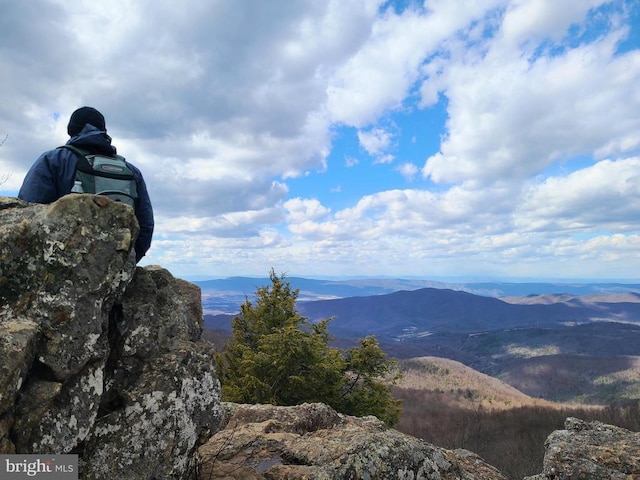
[67, 107, 106, 136]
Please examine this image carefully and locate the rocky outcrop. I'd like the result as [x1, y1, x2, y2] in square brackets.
[525, 417, 640, 480]
[0, 195, 223, 479]
[197, 402, 508, 480]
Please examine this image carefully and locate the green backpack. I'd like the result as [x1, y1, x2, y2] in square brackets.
[61, 145, 138, 207]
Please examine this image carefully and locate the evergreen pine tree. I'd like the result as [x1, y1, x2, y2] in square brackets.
[218, 270, 402, 426]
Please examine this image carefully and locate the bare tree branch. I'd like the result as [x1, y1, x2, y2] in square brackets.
[0, 133, 9, 186]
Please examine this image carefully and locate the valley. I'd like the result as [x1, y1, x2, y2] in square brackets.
[199, 276, 640, 405]
[199, 276, 640, 479]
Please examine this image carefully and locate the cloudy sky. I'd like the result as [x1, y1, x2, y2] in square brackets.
[2, 0, 640, 281]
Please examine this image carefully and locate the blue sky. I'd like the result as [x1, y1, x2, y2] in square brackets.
[2, 0, 640, 281]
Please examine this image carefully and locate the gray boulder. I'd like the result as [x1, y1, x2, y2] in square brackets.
[525, 416, 640, 480]
[197, 402, 509, 480]
[0, 195, 222, 479]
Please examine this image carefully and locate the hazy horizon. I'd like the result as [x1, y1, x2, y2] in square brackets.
[182, 272, 640, 285]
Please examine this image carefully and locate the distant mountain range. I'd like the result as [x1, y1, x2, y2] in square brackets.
[199, 276, 640, 404]
[296, 288, 640, 337]
[199, 276, 640, 345]
[195, 276, 640, 314]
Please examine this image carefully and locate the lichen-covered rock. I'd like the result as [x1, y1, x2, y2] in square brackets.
[197, 402, 508, 480]
[81, 265, 223, 479]
[1, 195, 138, 379]
[116, 264, 205, 360]
[0, 319, 38, 418]
[0, 195, 222, 479]
[83, 343, 220, 479]
[13, 361, 104, 453]
[525, 417, 640, 480]
[1, 195, 137, 456]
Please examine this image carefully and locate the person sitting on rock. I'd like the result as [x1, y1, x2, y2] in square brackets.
[18, 106, 154, 262]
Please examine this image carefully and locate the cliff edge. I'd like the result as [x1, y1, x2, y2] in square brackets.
[0, 195, 222, 479]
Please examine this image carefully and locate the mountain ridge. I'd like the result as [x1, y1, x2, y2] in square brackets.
[196, 275, 640, 315]
[202, 279, 640, 405]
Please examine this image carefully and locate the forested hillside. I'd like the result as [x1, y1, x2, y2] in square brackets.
[203, 280, 640, 404]
[393, 356, 640, 479]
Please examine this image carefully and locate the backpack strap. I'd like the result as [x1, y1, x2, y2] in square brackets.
[59, 144, 88, 156]
[59, 145, 94, 174]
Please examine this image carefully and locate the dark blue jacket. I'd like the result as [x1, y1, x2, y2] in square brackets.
[18, 125, 154, 262]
